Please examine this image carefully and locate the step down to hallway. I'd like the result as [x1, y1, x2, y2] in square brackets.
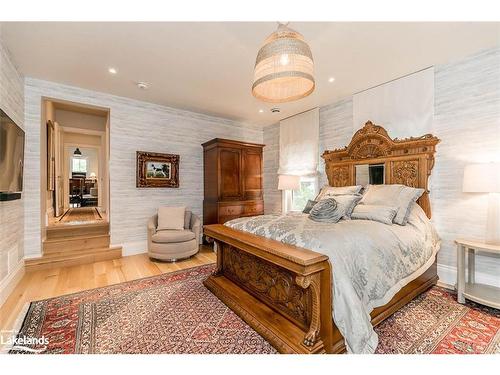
[43, 234, 110, 255]
[46, 222, 110, 240]
[25, 246, 122, 271]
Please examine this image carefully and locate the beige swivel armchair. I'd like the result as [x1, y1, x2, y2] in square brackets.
[147, 210, 201, 262]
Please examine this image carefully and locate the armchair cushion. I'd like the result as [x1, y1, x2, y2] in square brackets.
[157, 206, 185, 230]
[152, 229, 196, 244]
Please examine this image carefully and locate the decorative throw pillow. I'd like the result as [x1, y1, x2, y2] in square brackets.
[360, 184, 424, 225]
[157, 206, 186, 230]
[315, 185, 363, 201]
[351, 204, 398, 225]
[308, 198, 340, 223]
[302, 200, 317, 214]
[333, 194, 363, 219]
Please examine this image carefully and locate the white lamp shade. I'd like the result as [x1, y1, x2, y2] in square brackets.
[89, 172, 97, 178]
[278, 174, 300, 190]
[463, 163, 500, 193]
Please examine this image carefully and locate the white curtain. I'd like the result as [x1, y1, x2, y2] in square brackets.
[278, 108, 319, 176]
[353, 67, 435, 138]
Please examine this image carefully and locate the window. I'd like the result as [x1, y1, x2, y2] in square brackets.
[291, 176, 318, 212]
[72, 158, 87, 173]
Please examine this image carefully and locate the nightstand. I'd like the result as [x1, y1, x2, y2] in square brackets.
[455, 239, 500, 309]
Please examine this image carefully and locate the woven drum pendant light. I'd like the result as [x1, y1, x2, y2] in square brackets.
[252, 23, 315, 103]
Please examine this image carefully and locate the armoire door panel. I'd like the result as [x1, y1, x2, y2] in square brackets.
[242, 148, 263, 200]
[219, 148, 242, 200]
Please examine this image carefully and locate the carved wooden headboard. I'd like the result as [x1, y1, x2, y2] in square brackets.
[321, 121, 440, 218]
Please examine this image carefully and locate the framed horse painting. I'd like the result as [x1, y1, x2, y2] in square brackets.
[136, 151, 179, 188]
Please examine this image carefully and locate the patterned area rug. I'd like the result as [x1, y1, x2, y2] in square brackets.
[57, 208, 102, 225]
[11, 265, 275, 354]
[10, 265, 499, 354]
[375, 286, 499, 354]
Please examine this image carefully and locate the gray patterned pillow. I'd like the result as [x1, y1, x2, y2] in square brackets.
[308, 198, 341, 223]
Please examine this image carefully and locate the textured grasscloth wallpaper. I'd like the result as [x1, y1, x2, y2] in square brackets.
[264, 47, 500, 285]
[0, 33, 25, 288]
[23, 79, 263, 256]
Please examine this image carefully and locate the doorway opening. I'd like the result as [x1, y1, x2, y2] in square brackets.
[42, 99, 110, 227]
[27, 98, 121, 270]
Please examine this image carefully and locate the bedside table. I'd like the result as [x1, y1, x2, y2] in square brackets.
[455, 239, 500, 309]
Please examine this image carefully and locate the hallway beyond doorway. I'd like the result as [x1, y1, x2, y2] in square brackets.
[48, 207, 105, 227]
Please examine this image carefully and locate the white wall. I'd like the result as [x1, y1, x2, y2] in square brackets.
[264, 47, 500, 286]
[24, 78, 263, 257]
[0, 30, 25, 305]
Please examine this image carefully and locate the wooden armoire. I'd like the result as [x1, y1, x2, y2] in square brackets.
[202, 138, 264, 225]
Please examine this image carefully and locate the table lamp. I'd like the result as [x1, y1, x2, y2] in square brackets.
[278, 175, 300, 213]
[463, 163, 500, 244]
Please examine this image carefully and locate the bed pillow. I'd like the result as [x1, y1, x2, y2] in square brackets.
[157, 206, 186, 230]
[316, 185, 363, 200]
[334, 194, 363, 219]
[302, 200, 317, 214]
[309, 195, 362, 223]
[351, 204, 398, 225]
[360, 184, 424, 225]
[308, 198, 340, 223]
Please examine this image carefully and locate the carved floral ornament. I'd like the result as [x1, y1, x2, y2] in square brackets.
[222, 245, 311, 326]
[392, 160, 419, 187]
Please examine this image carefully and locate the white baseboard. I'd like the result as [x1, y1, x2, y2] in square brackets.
[120, 240, 148, 256]
[437, 263, 500, 289]
[23, 253, 42, 260]
[0, 260, 25, 308]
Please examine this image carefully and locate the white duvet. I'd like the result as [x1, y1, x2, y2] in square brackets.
[224, 205, 440, 354]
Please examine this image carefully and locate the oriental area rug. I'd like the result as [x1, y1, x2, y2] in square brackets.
[9, 265, 500, 354]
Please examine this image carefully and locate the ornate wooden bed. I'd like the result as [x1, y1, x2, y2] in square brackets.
[203, 121, 440, 354]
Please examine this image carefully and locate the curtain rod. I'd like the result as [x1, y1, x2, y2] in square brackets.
[353, 65, 434, 96]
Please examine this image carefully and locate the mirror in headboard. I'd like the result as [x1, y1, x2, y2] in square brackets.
[355, 163, 385, 185]
[321, 121, 440, 218]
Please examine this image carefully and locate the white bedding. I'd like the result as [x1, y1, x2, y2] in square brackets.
[224, 204, 440, 354]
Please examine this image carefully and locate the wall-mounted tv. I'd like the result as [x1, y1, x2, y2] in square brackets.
[0, 108, 25, 201]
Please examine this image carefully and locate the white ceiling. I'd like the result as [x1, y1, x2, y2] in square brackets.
[1, 22, 499, 127]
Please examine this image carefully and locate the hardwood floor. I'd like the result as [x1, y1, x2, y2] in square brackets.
[0, 245, 216, 333]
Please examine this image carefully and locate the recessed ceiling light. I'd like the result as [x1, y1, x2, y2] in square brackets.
[259, 109, 264, 113]
[108, 67, 117, 74]
[270, 107, 280, 113]
[137, 82, 149, 90]
[328, 77, 335, 83]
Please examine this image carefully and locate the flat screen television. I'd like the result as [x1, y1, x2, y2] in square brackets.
[0, 108, 25, 201]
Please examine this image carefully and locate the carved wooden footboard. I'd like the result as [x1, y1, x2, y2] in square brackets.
[203, 224, 335, 354]
[203, 223, 438, 354]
